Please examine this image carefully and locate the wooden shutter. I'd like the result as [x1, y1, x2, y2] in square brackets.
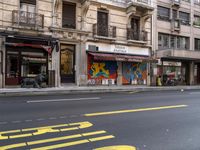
[62, 3, 76, 29]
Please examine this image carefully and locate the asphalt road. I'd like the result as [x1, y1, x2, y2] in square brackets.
[0, 90, 200, 150]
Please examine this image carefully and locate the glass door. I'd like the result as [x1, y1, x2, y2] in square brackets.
[60, 45, 75, 83]
[6, 51, 20, 85]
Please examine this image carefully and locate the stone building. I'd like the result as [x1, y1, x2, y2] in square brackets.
[154, 0, 200, 85]
[0, 0, 155, 88]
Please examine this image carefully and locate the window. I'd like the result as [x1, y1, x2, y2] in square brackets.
[195, 39, 200, 51]
[179, 11, 190, 25]
[157, 6, 170, 21]
[62, 2, 76, 29]
[194, 15, 200, 26]
[177, 36, 189, 49]
[182, 0, 190, 2]
[172, 10, 178, 20]
[158, 33, 189, 50]
[20, 0, 36, 25]
[194, 0, 200, 4]
[97, 10, 108, 37]
[158, 33, 170, 49]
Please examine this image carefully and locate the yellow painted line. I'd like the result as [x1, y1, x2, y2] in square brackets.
[94, 145, 136, 150]
[9, 133, 33, 139]
[27, 130, 106, 146]
[60, 127, 79, 131]
[82, 130, 106, 136]
[0, 143, 26, 150]
[89, 135, 115, 142]
[129, 91, 139, 94]
[84, 105, 188, 117]
[0, 121, 93, 140]
[31, 139, 89, 150]
[27, 134, 82, 145]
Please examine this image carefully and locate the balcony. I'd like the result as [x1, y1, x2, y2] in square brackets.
[171, 0, 181, 7]
[12, 10, 44, 29]
[93, 24, 116, 40]
[171, 19, 181, 32]
[127, 0, 153, 10]
[127, 28, 148, 44]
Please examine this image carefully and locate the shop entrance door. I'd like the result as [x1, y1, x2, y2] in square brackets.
[6, 51, 20, 85]
[60, 45, 75, 83]
[197, 64, 200, 84]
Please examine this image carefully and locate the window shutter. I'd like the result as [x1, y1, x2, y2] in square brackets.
[62, 3, 76, 29]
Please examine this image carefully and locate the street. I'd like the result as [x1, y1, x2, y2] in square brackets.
[0, 90, 200, 150]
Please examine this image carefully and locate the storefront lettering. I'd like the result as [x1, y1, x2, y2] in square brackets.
[113, 45, 128, 54]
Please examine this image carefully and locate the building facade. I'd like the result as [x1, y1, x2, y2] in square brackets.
[0, 0, 155, 88]
[83, 0, 154, 86]
[154, 0, 200, 85]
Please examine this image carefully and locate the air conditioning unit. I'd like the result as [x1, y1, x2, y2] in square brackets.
[88, 45, 99, 51]
[171, 19, 181, 32]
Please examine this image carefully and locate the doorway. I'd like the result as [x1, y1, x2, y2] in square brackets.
[60, 44, 75, 83]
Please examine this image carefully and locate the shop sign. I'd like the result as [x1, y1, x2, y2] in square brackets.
[111, 45, 128, 54]
[163, 61, 181, 66]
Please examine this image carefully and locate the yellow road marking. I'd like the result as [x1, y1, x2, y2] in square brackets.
[0, 121, 93, 140]
[32, 139, 89, 150]
[89, 135, 115, 142]
[27, 134, 82, 146]
[28, 130, 106, 146]
[82, 130, 106, 136]
[31, 135, 114, 150]
[94, 145, 136, 150]
[0, 130, 108, 149]
[0, 143, 26, 150]
[84, 105, 188, 117]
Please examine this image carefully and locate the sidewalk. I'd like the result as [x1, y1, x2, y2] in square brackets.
[0, 85, 200, 96]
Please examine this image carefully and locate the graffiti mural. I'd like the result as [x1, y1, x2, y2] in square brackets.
[122, 62, 147, 85]
[88, 55, 117, 82]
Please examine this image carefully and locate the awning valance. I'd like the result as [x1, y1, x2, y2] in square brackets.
[88, 52, 154, 62]
[5, 42, 52, 54]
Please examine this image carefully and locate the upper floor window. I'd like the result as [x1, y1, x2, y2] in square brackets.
[195, 38, 200, 51]
[194, 0, 200, 5]
[157, 6, 170, 21]
[179, 11, 190, 25]
[158, 33, 189, 50]
[172, 9, 178, 20]
[20, 0, 36, 25]
[97, 9, 108, 37]
[62, 2, 76, 29]
[194, 15, 200, 26]
[182, 0, 190, 2]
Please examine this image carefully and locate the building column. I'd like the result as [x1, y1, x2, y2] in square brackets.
[0, 37, 5, 88]
[117, 61, 122, 86]
[189, 61, 195, 85]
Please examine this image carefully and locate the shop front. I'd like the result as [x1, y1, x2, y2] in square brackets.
[5, 37, 52, 87]
[156, 60, 189, 86]
[87, 52, 150, 86]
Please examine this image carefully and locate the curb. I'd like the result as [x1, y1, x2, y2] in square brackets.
[0, 86, 200, 96]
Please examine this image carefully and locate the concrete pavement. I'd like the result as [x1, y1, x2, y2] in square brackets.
[1, 85, 200, 96]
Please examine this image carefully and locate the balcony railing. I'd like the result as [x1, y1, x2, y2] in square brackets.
[127, 28, 148, 41]
[12, 10, 44, 28]
[93, 24, 116, 38]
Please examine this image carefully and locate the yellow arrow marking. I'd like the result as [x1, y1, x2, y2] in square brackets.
[84, 105, 188, 117]
[94, 145, 136, 150]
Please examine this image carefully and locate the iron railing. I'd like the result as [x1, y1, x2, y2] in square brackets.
[93, 24, 116, 38]
[12, 10, 44, 28]
[127, 28, 148, 41]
